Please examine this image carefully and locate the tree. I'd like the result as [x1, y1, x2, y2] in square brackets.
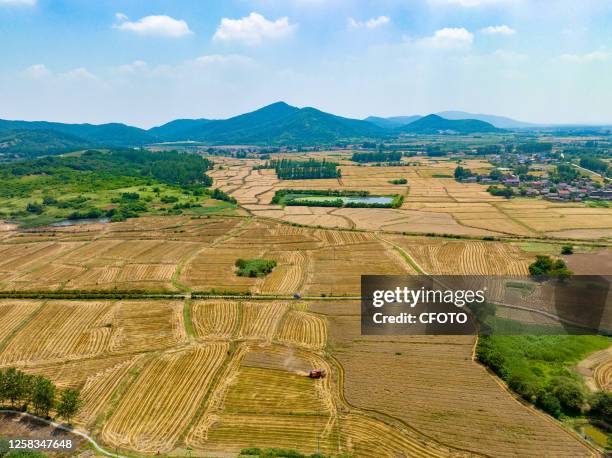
[30, 376, 56, 417]
[56, 388, 82, 423]
[454, 166, 472, 180]
[26, 202, 44, 214]
[590, 391, 612, 423]
[549, 376, 586, 415]
[537, 390, 562, 418]
[561, 245, 574, 255]
[2, 368, 31, 407]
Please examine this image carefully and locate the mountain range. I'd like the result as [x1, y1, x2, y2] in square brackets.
[0, 102, 540, 156]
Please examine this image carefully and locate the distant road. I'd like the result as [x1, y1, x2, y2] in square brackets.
[572, 163, 609, 182]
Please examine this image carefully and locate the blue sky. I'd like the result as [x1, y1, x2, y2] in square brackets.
[1, 0, 611, 127]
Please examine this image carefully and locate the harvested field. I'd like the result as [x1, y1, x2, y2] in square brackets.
[276, 310, 327, 349]
[191, 300, 240, 339]
[195, 413, 338, 456]
[577, 346, 612, 392]
[0, 300, 40, 344]
[0, 299, 186, 367]
[238, 302, 288, 341]
[0, 301, 114, 365]
[0, 217, 249, 292]
[303, 240, 414, 295]
[76, 355, 144, 426]
[213, 158, 612, 239]
[260, 251, 307, 294]
[102, 344, 229, 454]
[108, 300, 186, 353]
[223, 366, 326, 415]
[382, 235, 532, 275]
[12, 354, 137, 390]
[340, 413, 454, 458]
[335, 339, 593, 457]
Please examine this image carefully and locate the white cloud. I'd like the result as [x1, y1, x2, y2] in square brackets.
[481, 25, 516, 35]
[0, 0, 36, 5]
[213, 12, 296, 45]
[23, 65, 96, 81]
[348, 16, 390, 30]
[418, 27, 474, 49]
[24, 64, 50, 79]
[116, 60, 149, 74]
[194, 54, 254, 65]
[62, 67, 96, 80]
[114, 14, 193, 38]
[430, 0, 519, 7]
[560, 50, 612, 63]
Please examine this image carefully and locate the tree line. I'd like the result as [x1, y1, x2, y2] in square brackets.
[351, 151, 402, 163]
[0, 367, 82, 422]
[258, 158, 340, 179]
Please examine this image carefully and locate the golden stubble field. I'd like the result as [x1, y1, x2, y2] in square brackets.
[0, 213, 605, 457]
[0, 217, 416, 295]
[209, 156, 612, 240]
[0, 295, 597, 457]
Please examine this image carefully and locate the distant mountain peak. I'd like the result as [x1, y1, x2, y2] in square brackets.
[400, 113, 500, 134]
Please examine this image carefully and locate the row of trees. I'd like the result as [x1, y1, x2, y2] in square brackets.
[0, 368, 82, 422]
[258, 159, 340, 179]
[351, 151, 402, 163]
[211, 188, 237, 204]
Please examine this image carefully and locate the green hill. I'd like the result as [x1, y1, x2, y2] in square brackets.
[148, 118, 212, 141]
[150, 102, 385, 144]
[0, 119, 155, 146]
[400, 114, 501, 134]
[0, 129, 92, 159]
[364, 115, 422, 129]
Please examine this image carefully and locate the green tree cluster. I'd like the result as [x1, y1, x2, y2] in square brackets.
[265, 159, 340, 179]
[351, 151, 402, 163]
[454, 166, 473, 180]
[235, 259, 277, 278]
[0, 367, 82, 422]
[528, 255, 572, 279]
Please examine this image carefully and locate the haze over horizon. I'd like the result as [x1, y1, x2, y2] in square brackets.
[2, 0, 612, 128]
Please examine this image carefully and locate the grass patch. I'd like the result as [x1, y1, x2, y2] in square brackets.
[477, 333, 611, 418]
[505, 280, 535, 292]
[183, 300, 196, 338]
[581, 424, 609, 448]
[235, 259, 277, 278]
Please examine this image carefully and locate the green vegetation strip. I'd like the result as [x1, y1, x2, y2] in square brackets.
[477, 333, 611, 422]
